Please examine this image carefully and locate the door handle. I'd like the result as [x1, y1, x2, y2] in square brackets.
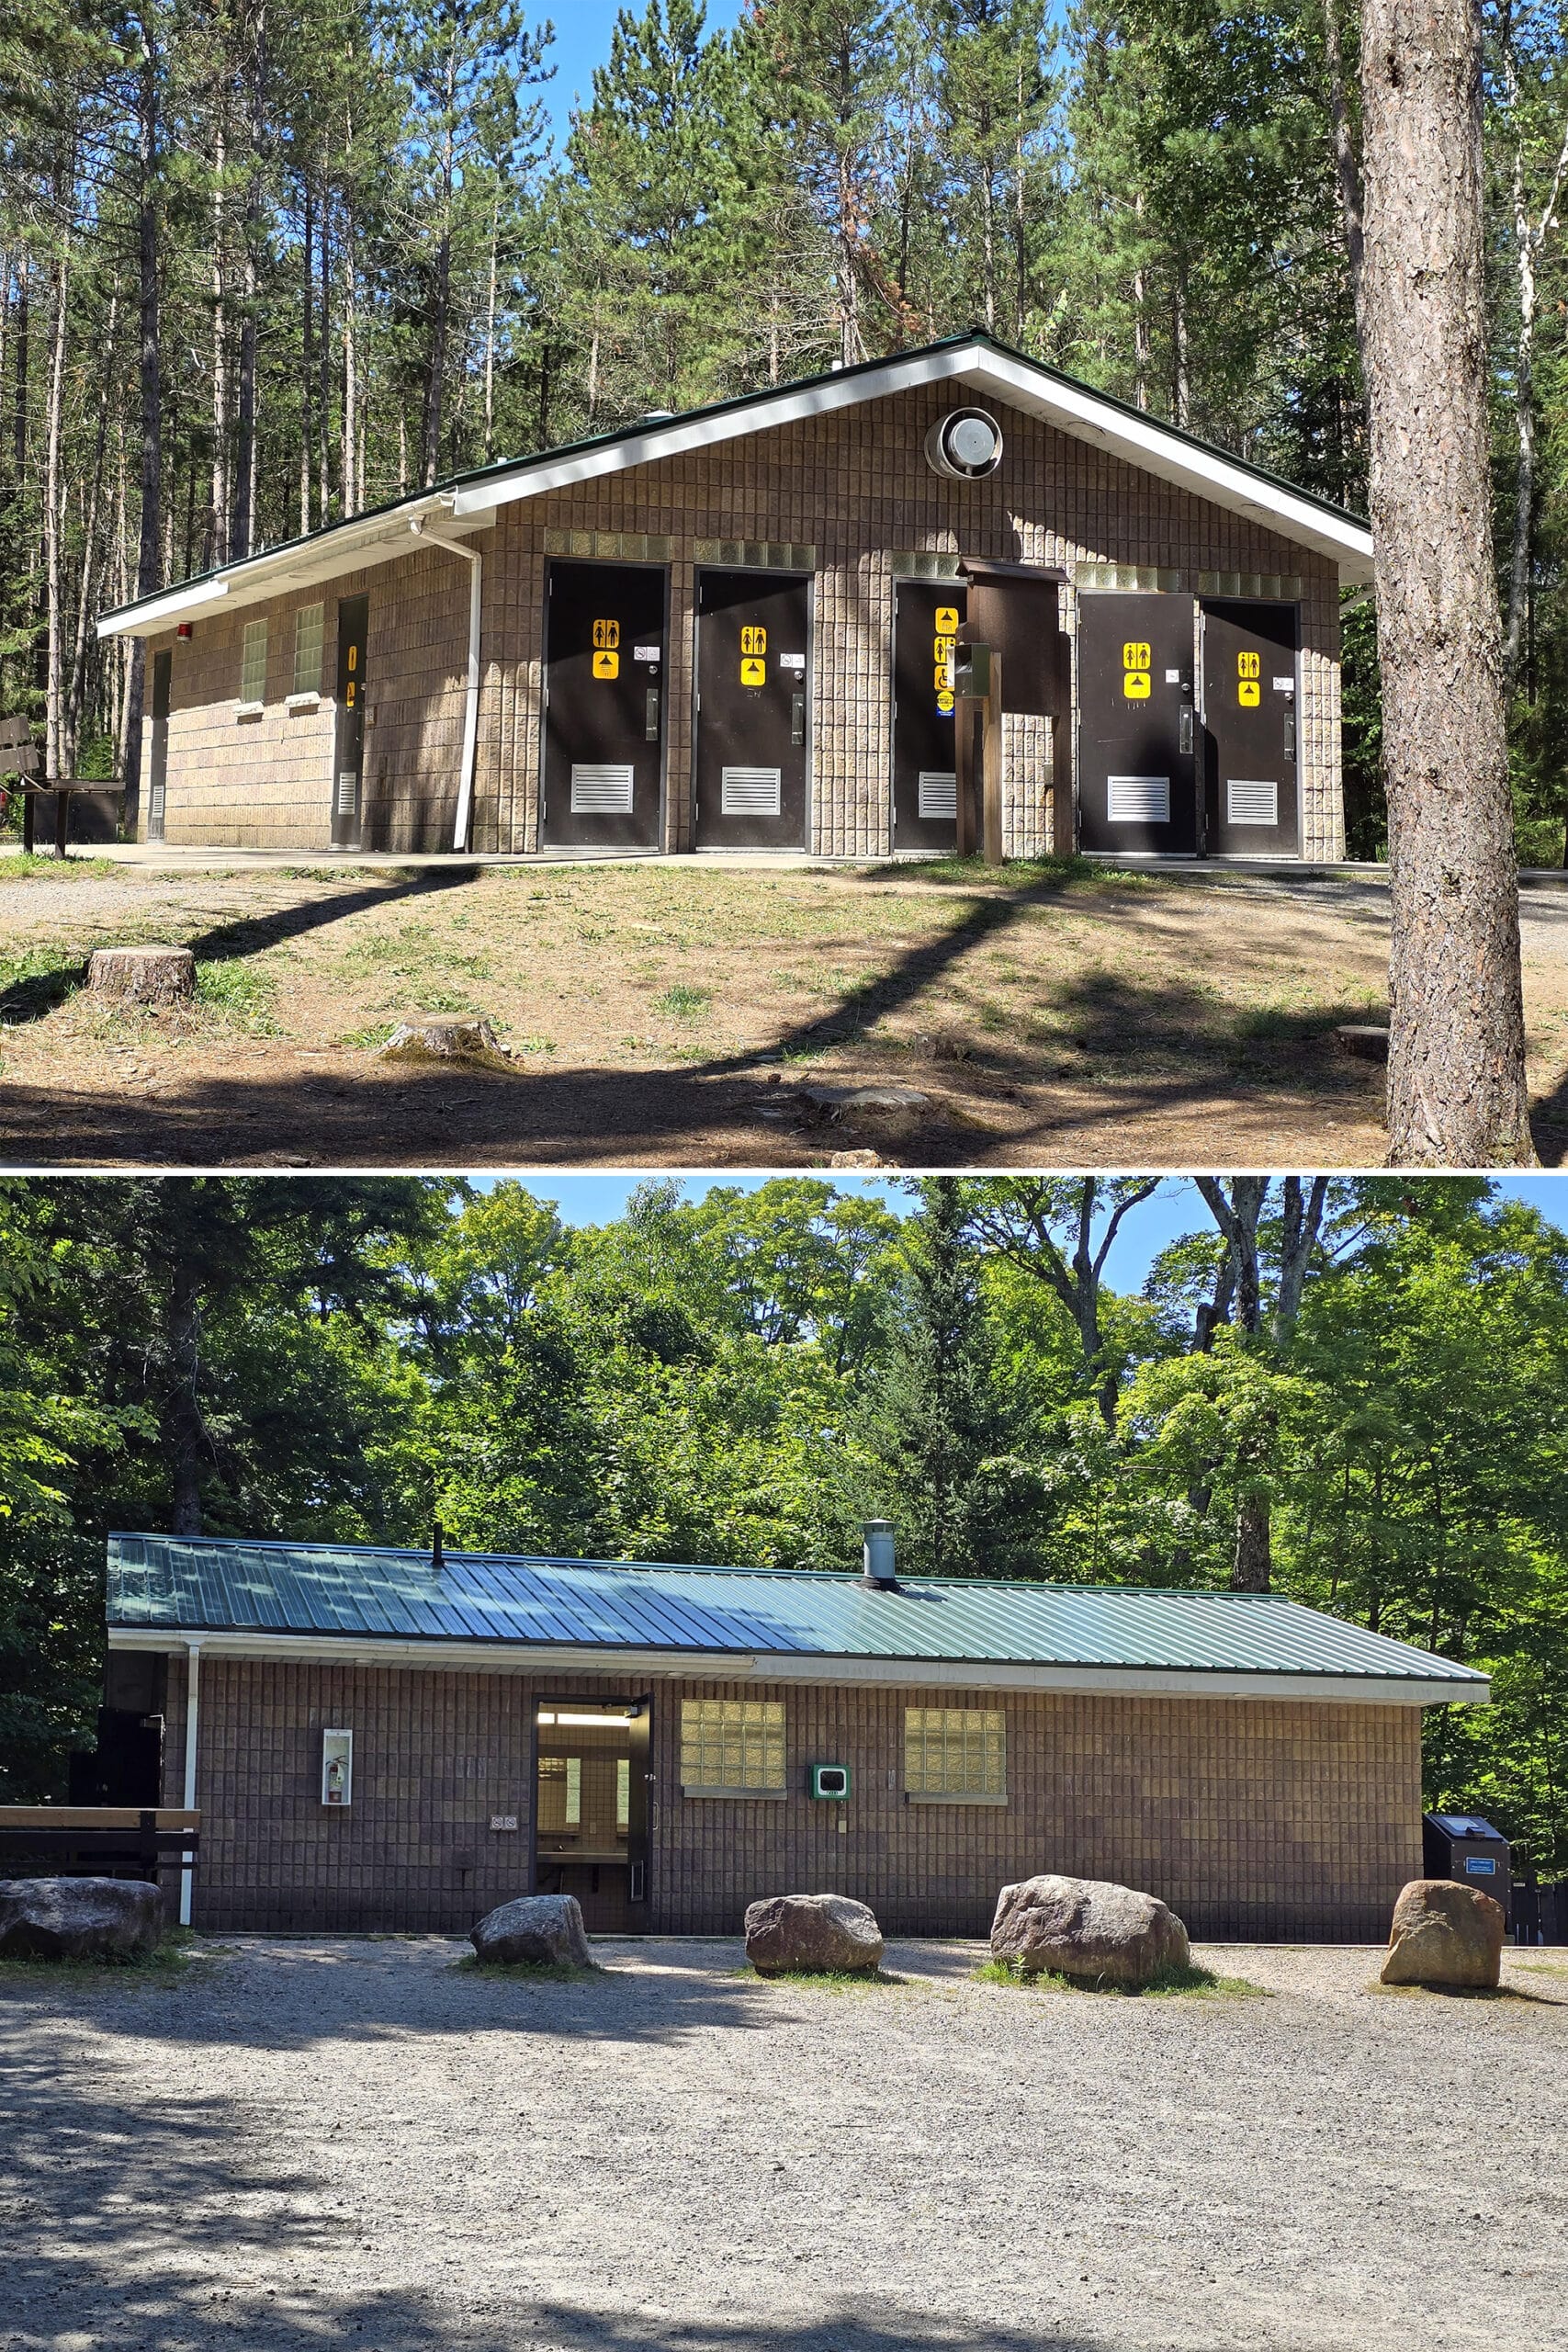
[1179, 707, 1194, 756]
[1283, 706, 1296, 761]
[646, 688, 660, 742]
[791, 691, 806, 746]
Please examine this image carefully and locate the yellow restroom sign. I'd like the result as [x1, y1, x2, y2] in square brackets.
[935, 606, 959, 638]
[1237, 650, 1260, 707]
[740, 625, 767, 686]
[1122, 639, 1151, 700]
[592, 617, 620, 680]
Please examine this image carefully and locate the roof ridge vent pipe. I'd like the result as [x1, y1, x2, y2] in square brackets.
[432, 1520, 445, 1573]
[862, 1520, 897, 1589]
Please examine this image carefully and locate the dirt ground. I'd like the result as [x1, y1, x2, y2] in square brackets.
[0, 853, 1449, 1169]
[2, 1934, 1563, 2352]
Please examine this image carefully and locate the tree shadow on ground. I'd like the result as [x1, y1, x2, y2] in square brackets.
[0, 864, 478, 1027]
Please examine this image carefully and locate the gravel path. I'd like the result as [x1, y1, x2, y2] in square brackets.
[2, 1936, 1563, 2352]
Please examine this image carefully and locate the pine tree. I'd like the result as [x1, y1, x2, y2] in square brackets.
[861, 1177, 1028, 1579]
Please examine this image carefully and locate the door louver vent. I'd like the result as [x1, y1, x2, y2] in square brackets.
[570, 763, 636, 814]
[335, 771, 357, 816]
[1226, 777, 1279, 826]
[918, 771, 958, 820]
[720, 765, 783, 816]
[1106, 775, 1170, 824]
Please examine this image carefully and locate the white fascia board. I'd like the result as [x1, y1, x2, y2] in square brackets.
[449, 339, 1374, 583]
[107, 1624, 1486, 1705]
[96, 499, 493, 641]
[953, 349, 1376, 582]
[449, 347, 974, 518]
[96, 577, 231, 639]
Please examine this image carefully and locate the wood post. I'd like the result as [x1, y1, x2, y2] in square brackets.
[981, 649, 1003, 865]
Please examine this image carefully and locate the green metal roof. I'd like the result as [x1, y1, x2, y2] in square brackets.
[107, 1534, 1485, 1696]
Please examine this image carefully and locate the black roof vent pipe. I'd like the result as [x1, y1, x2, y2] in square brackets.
[862, 1521, 897, 1589]
[432, 1520, 445, 1573]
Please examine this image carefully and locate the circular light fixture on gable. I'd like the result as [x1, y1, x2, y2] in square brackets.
[925, 408, 1004, 481]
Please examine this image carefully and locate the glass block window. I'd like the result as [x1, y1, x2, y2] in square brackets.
[904, 1707, 1007, 1799]
[240, 618, 267, 705]
[680, 1698, 785, 1793]
[616, 1758, 630, 1828]
[537, 1754, 581, 1831]
[292, 602, 323, 695]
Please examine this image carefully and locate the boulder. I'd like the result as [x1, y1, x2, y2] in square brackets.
[378, 1017, 513, 1069]
[1380, 1879, 1505, 1990]
[990, 1873, 1190, 1990]
[744, 1892, 885, 1976]
[87, 944, 195, 1007]
[468, 1893, 592, 1969]
[0, 1876, 164, 1962]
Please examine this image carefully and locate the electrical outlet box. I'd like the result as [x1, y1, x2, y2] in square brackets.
[809, 1763, 851, 1801]
[321, 1727, 353, 1807]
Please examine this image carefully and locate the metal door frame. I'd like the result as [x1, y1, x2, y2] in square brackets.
[332, 593, 370, 851]
[888, 572, 967, 855]
[1199, 595, 1302, 858]
[146, 649, 171, 843]
[1072, 586, 1201, 858]
[538, 556, 671, 850]
[691, 563, 815, 853]
[528, 1689, 652, 1917]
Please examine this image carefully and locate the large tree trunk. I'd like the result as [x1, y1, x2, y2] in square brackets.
[1359, 0, 1533, 1165]
[166, 1255, 206, 1536]
[43, 227, 68, 784]
[209, 119, 229, 570]
[124, 21, 164, 834]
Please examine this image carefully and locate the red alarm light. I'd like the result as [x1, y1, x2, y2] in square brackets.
[176, 622, 193, 639]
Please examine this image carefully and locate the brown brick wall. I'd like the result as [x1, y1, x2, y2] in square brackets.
[161, 1654, 1420, 1940]
[142, 379, 1347, 861]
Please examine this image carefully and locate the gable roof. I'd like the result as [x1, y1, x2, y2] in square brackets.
[106, 1533, 1485, 1707]
[98, 333, 1373, 640]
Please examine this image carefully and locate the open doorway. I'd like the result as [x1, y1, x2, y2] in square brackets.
[533, 1695, 650, 1932]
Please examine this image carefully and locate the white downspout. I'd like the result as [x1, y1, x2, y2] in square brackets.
[180, 1640, 201, 1927]
[411, 514, 482, 853]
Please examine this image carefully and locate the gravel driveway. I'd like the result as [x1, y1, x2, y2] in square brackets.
[2, 1936, 1563, 2352]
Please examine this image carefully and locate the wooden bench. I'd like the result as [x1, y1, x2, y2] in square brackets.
[0, 1807, 200, 1883]
[0, 718, 125, 855]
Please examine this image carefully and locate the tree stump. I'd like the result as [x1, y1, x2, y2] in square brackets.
[87, 945, 196, 1008]
[1334, 1023, 1390, 1063]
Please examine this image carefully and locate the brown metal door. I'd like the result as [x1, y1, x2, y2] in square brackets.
[332, 594, 368, 848]
[892, 579, 966, 851]
[541, 560, 666, 849]
[694, 569, 810, 849]
[1201, 599, 1300, 855]
[1077, 593, 1198, 854]
[146, 650, 171, 842]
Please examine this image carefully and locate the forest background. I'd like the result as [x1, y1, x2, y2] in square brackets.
[2, 1170, 1565, 1881]
[0, 0, 1564, 854]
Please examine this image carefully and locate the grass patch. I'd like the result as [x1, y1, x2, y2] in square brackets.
[453, 1953, 603, 1980]
[1, 852, 119, 880]
[0, 945, 84, 1021]
[975, 1956, 1266, 1998]
[735, 1964, 907, 1992]
[195, 956, 281, 1034]
[336, 1021, 398, 1050]
[651, 983, 713, 1020]
[0, 1928, 223, 1988]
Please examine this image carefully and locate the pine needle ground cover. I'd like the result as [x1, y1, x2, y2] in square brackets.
[0, 854, 1483, 1168]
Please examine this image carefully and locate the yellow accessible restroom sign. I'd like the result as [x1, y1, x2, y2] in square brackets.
[1122, 639, 1151, 700]
[592, 616, 620, 680]
[1237, 650, 1260, 707]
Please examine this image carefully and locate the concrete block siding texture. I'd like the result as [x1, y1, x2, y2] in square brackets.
[141, 379, 1346, 861]
[159, 1655, 1419, 1941]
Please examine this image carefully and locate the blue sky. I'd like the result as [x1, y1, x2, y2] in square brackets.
[541, 0, 749, 144]
[463, 1171, 1568, 1293]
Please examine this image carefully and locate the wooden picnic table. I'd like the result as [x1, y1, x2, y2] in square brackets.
[0, 718, 125, 854]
